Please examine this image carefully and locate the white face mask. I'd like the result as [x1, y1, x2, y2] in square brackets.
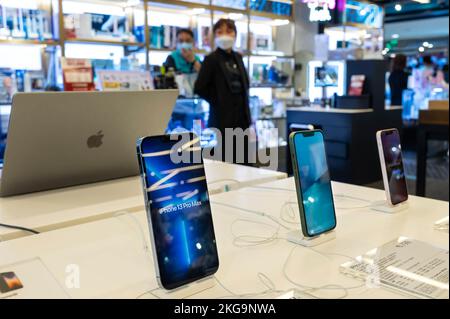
[215, 35, 235, 51]
[177, 42, 193, 51]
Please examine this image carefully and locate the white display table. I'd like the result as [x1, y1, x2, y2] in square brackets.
[0, 178, 447, 299]
[0, 160, 286, 241]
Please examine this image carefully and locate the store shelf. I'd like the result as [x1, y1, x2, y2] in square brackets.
[149, 0, 294, 20]
[65, 38, 145, 47]
[256, 115, 286, 121]
[149, 47, 209, 55]
[249, 10, 293, 22]
[150, 0, 247, 15]
[247, 53, 294, 59]
[149, 0, 208, 9]
[209, 4, 247, 15]
[325, 22, 380, 32]
[250, 84, 293, 89]
[0, 38, 59, 46]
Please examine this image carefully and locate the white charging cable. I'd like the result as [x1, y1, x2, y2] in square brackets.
[282, 246, 366, 299]
[219, 202, 367, 299]
[211, 201, 291, 231]
[246, 185, 376, 210]
[113, 211, 150, 253]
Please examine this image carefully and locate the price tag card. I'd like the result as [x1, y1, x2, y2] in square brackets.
[340, 237, 449, 299]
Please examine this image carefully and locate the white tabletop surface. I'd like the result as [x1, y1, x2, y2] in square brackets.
[0, 178, 447, 299]
[0, 160, 286, 241]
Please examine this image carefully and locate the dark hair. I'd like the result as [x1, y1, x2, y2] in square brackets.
[391, 54, 407, 72]
[213, 19, 237, 35]
[422, 55, 433, 66]
[176, 28, 194, 39]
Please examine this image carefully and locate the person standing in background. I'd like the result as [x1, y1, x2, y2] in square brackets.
[443, 64, 449, 84]
[413, 55, 449, 92]
[389, 54, 409, 106]
[164, 28, 201, 74]
[194, 19, 252, 164]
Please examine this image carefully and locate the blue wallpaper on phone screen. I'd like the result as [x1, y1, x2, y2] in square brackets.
[294, 132, 337, 236]
[139, 134, 218, 289]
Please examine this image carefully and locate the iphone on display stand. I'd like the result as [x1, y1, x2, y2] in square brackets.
[136, 133, 219, 293]
[376, 128, 409, 207]
[289, 130, 337, 240]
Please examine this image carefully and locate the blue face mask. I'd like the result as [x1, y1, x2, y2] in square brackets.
[177, 42, 194, 51]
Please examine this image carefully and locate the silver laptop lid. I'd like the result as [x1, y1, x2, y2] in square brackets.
[0, 90, 178, 197]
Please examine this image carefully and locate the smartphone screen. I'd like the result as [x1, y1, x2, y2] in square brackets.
[137, 133, 219, 290]
[380, 129, 408, 205]
[292, 131, 337, 237]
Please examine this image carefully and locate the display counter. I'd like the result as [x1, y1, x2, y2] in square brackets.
[0, 160, 286, 241]
[0, 177, 447, 299]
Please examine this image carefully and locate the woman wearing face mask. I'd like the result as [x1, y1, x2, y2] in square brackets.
[164, 28, 201, 74]
[194, 19, 252, 164]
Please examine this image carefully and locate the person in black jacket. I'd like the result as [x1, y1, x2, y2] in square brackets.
[194, 19, 252, 164]
[389, 54, 409, 106]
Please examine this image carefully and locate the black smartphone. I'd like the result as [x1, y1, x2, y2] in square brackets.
[136, 133, 219, 290]
[289, 130, 337, 237]
[376, 128, 409, 206]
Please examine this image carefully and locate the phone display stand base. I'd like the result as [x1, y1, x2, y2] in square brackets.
[287, 230, 336, 247]
[150, 276, 216, 299]
[371, 201, 409, 214]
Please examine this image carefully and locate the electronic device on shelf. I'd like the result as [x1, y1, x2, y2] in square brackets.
[0, 90, 177, 197]
[314, 65, 339, 88]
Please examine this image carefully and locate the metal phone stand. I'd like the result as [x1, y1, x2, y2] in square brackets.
[287, 230, 336, 247]
[370, 200, 409, 214]
[150, 276, 216, 299]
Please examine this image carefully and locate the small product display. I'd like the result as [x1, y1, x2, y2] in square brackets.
[0, 258, 69, 299]
[376, 128, 409, 206]
[212, 0, 246, 10]
[0, 69, 17, 104]
[314, 65, 339, 88]
[289, 130, 337, 237]
[97, 70, 153, 91]
[251, 61, 291, 87]
[136, 133, 219, 290]
[348, 75, 366, 96]
[150, 25, 183, 50]
[0, 4, 52, 40]
[0, 271, 23, 293]
[61, 58, 95, 92]
[249, 0, 293, 16]
[64, 13, 135, 42]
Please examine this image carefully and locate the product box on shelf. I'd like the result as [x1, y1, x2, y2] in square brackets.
[0, 5, 52, 40]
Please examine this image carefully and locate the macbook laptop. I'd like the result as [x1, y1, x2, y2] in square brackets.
[0, 90, 178, 197]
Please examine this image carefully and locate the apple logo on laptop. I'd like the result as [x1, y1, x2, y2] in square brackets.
[87, 131, 104, 149]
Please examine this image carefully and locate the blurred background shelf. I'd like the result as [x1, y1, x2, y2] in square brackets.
[0, 39, 59, 46]
[0, 0, 296, 151]
[250, 84, 293, 89]
[65, 38, 145, 47]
